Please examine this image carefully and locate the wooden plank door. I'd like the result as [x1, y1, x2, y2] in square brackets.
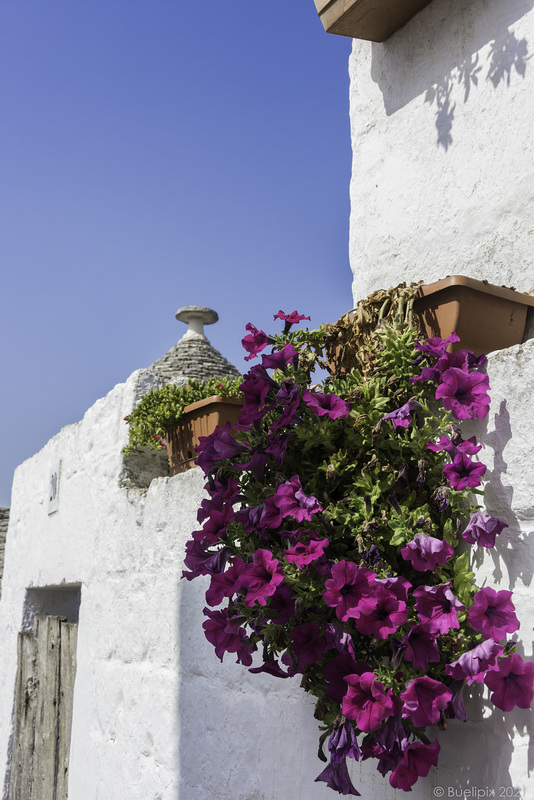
[8, 616, 78, 800]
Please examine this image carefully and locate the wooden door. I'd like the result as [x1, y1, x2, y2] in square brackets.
[8, 615, 78, 800]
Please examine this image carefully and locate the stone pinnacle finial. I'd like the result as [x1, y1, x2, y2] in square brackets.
[175, 305, 219, 341]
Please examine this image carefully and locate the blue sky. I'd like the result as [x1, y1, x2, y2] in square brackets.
[0, 2, 353, 506]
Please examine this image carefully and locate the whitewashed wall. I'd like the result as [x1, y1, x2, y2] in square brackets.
[0, 350, 532, 798]
[349, 0, 534, 300]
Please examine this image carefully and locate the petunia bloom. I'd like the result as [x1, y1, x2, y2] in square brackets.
[241, 322, 272, 361]
[401, 533, 453, 571]
[415, 332, 461, 358]
[323, 653, 369, 704]
[389, 741, 440, 791]
[354, 588, 409, 639]
[261, 342, 298, 372]
[401, 625, 441, 671]
[329, 720, 361, 763]
[484, 654, 534, 712]
[202, 607, 254, 665]
[461, 511, 508, 548]
[382, 400, 422, 430]
[413, 582, 465, 634]
[273, 475, 322, 522]
[468, 587, 520, 641]
[446, 638, 503, 685]
[195, 423, 247, 474]
[285, 536, 329, 568]
[342, 672, 395, 732]
[442, 453, 487, 490]
[435, 367, 491, 420]
[290, 621, 327, 667]
[400, 676, 452, 728]
[323, 561, 377, 622]
[302, 389, 351, 420]
[314, 758, 361, 796]
[205, 558, 246, 606]
[274, 310, 311, 334]
[240, 549, 284, 607]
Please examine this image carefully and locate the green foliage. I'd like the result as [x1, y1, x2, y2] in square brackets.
[123, 375, 242, 454]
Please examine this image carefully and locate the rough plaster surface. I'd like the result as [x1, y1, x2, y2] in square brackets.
[0, 344, 532, 797]
[349, 0, 534, 301]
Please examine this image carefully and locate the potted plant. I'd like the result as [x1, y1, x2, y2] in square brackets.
[182, 300, 533, 795]
[123, 376, 243, 475]
[314, 0, 434, 43]
[413, 275, 534, 356]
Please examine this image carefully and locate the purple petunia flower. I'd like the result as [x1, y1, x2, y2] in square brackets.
[329, 720, 361, 763]
[484, 654, 534, 712]
[205, 558, 246, 606]
[382, 400, 423, 430]
[248, 659, 292, 678]
[182, 539, 228, 581]
[413, 582, 465, 634]
[446, 638, 503, 685]
[314, 758, 361, 796]
[236, 366, 275, 428]
[265, 583, 296, 624]
[240, 549, 284, 607]
[375, 575, 412, 602]
[193, 503, 235, 545]
[202, 607, 254, 666]
[401, 533, 454, 572]
[442, 452, 487, 490]
[353, 588, 409, 640]
[401, 625, 441, 671]
[285, 536, 329, 568]
[242, 322, 272, 361]
[323, 561, 377, 622]
[461, 511, 508, 548]
[302, 389, 351, 420]
[272, 475, 322, 522]
[290, 621, 327, 667]
[435, 367, 491, 420]
[195, 423, 247, 474]
[427, 434, 481, 458]
[261, 342, 298, 372]
[270, 380, 301, 432]
[400, 676, 452, 728]
[389, 740, 441, 791]
[343, 672, 395, 732]
[415, 332, 461, 358]
[274, 309, 311, 335]
[434, 348, 487, 376]
[323, 653, 369, 704]
[468, 587, 520, 641]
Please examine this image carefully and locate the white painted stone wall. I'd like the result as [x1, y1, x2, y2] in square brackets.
[348, 0, 534, 300]
[0, 349, 532, 798]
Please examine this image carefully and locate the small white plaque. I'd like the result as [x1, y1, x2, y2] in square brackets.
[48, 462, 60, 514]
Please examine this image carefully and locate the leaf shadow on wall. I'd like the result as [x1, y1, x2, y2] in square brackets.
[370, 0, 534, 150]
[425, 29, 532, 151]
[469, 399, 534, 593]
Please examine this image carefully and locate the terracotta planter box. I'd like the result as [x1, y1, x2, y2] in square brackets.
[166, 395, 243, 476]
[413, 276, 534, 356]
[314, 0, 433, 42]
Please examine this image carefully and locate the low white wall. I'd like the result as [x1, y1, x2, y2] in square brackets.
[0, 346, 532, 798]
[348, 0, 534, 300]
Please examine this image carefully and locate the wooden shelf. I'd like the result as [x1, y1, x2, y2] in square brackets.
[314, 0, 434, 43]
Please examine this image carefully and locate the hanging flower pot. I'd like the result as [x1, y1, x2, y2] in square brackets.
[413, 276, 534, 356]
[166, 395, 243, 476]
[313, 0, 434, 43]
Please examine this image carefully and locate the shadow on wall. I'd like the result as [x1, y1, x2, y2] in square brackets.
[370, 0, 534, 150]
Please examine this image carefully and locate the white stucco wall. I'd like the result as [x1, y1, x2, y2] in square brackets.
[349, 0, 534, 300]
[0, 347, 532, 798]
